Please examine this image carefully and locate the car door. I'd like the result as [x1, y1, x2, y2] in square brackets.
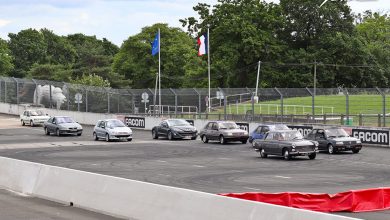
[202, 122, 212, 139]
[315, 129, 328, 151]
[260, 126, 270, 140]
[96, 121, 105, 138]
[262, 133, 274, 154]
[210, 123, 219, 140]
[48, 117, 56, 132]
[159, 121, 169, 137]
[251, 126, 262, 141]
[22, 111, 27, 123]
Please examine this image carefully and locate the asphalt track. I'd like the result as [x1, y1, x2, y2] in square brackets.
[1, 114, 390, 220]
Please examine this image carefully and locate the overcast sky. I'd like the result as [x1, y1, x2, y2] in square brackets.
[0, 0, 388, 46]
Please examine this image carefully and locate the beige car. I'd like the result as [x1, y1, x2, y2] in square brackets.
[199, 121, 249, 144]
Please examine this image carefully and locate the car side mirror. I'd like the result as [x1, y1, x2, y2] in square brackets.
[101, 126, 105, 129]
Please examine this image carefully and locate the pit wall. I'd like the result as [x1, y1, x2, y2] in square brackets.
[0, 156, 359, 220]
[1, 102, 389, 147]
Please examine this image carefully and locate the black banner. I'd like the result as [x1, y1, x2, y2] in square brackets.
[236, 122, 249, 132]
[352, 128, 389, 145]
[124, 116, 145, 128]
[288, 125, 313, 136]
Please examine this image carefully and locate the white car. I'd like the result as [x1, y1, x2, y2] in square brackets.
[93, 119, 133, 142]
[20, 109, 50, 127]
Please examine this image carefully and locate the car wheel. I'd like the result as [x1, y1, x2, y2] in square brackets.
[168, 131, 174, 140]
[201, 135, 208, 143]
[260, 149, 268, 158]
[56, 128, 60, 137]
[352, 148, 360, 154]
[105, 133, 111, 142]
[93, 132, 98, 141]
[21, 120, 25, 126]
[219, 135, 226, 145]
[30, 120, 34, 127]
[152, 130, 158, 139]
[308, 153, 316, 160]
[283, 149, 291, 160]
[327, 144, 335, 154]
[44, 127, 50, 135]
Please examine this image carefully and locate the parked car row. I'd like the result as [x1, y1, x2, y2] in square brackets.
[20, 110, 132, 142]
[152, 119, 250, 145]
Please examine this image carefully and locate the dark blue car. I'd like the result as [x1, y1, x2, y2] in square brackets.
[249, 124, 290, 146]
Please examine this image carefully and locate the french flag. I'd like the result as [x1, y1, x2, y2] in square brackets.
[197, 34, 207, 56]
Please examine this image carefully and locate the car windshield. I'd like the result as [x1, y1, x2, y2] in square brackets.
[56, 117, 75, 124]
[168, 119, 190, 126]
[273, 131, 303, 141]
[219, 122, 238, 130]
[273, 124, 289, 130]
[107, 120, 125, 128]
[325, 128, 349, 138]
[30, 110, 44, 116]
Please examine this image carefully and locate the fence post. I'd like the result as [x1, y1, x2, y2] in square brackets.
[376, 87, 386, 127]
[274, 87, 283, 122]
[107, 89, 110, 113]
[49, 82, 52, 108]
[218, 88, 227, 120]
[12, 78, 19, 104]
[193, 88, 201, 115]
[251, 94, 255, 121]
[359, 114, 363, 126]
[305, 87, 314, 121]
[85, 88, 88, 112]
[0, 77, 2, 102]
[169, 88, 177, 117]
[378, 114, 382, 127]
[343, 88, 349, 125]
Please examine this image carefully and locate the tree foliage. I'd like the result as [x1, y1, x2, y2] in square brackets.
[0, 38, 13, 76]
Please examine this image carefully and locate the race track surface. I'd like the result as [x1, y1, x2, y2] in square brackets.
[1, 114, 390, 220]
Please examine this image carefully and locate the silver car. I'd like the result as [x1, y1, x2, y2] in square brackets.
[44, 116, 83, 136]
[199, 121, 249, 144]
[93, 119, 133, 142]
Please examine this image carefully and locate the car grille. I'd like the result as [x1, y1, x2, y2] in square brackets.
[296, 145, 314, 151]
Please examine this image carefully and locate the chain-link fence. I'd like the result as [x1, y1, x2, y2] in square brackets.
[1, 76, 389, 127]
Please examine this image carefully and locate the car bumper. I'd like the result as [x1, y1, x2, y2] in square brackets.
[59, 129, 83, 135]
[290, 150, 316, 156]
[172, 132, 197, 139]
[110, 134, 132, 140]
[334, 144, 362, 151]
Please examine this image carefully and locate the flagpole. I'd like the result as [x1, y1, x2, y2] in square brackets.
[158, 28, 161, 115]
[207, 28, 211, 113]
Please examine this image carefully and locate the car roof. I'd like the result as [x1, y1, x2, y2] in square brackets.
[268, 130, 297, 133]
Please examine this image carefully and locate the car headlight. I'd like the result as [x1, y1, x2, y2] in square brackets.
[356, 140, 361, 144]
[314, 141, 319, 147]
[336, 141, 343, 145]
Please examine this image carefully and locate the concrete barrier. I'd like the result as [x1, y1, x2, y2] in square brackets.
[0, 156, 359, 220]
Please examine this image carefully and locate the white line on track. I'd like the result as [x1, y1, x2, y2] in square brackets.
[274, 176, 291, 179]
[156, 160, 167, 163]
[193, 165, 205, 168]
[218, 157, 232, 160]
[243, 187, 262, 191]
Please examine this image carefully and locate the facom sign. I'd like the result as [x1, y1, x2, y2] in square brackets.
[124, 116, 145, 128]
[352, 129, 389, 145]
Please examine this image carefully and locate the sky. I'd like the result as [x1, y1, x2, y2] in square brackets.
[0, 0, 388, 46]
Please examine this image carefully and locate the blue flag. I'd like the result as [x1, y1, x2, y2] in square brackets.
[151, 32, 159, 56]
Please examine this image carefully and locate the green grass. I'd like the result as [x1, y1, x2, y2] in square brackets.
[215, 94, 389, 115]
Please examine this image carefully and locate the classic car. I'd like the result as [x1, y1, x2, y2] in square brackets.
[152, 119, 197, 140]
[43, 116, 83, 136]
[93, 119, 132, 142]
[20, 109, 50, 127]
[249, 124, 290, 145]
[253, 130, 318, 160]
[305, 127, 362, 154]
[199, 121, 249, 144]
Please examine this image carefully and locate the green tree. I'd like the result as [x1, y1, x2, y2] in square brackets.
[181, 0, 286, 87]
[41, 28, 77, 65]
[0, 38, 13, 76]
[71, 73, 111, 87]
[113, 23, 203, 88]
[27, 63, 72, 82]
[8, 29, 47, 78]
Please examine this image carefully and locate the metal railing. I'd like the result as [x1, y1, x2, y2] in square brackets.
[1, 77, 390, 127]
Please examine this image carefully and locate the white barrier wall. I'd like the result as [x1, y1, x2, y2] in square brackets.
[0, 157, 359, 220]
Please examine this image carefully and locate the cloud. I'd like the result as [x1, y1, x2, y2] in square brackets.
[0, 19, 11, 27]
